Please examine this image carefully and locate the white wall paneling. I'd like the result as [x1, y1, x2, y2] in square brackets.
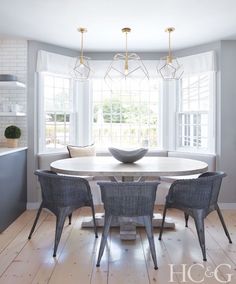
[0, 40, 27, 147]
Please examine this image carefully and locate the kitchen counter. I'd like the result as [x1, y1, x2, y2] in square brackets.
[0, 147, 27, 156]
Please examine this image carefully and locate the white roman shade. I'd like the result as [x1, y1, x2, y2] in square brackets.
[178, 51, 216, 75]
[37, 50, 216, 78]
[37, 50, 75, 75]
[36, 50, 159, 78]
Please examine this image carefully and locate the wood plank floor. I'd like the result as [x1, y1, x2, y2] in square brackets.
[0, 206, 235, 284]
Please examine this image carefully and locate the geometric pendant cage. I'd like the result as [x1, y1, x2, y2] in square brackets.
[157, 27, 184, 80]
[104, 27, 149, 89]
[72, 27, 91, 81]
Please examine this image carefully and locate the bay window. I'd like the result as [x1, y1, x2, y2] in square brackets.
[37, 50, 216, 154]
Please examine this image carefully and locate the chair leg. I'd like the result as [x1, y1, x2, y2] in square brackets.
[68, 213, 72, 225]
[192, 210, 207, 261]
[143, 216, 158, 270]
[158, 204, 167, 240]
[91, 203, 98, 238]
[184, 212, 189, 228]
[28, 203, 43, 239]
[96, 215, 112, 267]
[53, 209, 68, 257]
[215, 204, 232, 243]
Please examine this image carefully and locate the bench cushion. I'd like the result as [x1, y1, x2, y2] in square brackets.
[38, 152, 69, 170]
[168, 151, 216, 171]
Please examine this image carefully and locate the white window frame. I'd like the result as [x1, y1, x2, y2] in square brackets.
[162, 80, 178, 151]
[175, 72, 216, 154]
[38, 72, 76, 153]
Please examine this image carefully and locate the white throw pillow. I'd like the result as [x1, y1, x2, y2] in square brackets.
[67, 144, 96, 158]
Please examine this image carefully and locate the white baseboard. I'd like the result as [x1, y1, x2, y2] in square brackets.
[218, 203, 236, 209]
[27, 202, 41, 210]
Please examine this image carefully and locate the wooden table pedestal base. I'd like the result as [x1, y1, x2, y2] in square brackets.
[82, 213, 175, 240]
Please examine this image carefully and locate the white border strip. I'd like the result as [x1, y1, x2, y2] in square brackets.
[27, 202, 41, 210]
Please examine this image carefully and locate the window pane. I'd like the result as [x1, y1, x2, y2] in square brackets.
[93, 79, 160, 149]
[42, 74, 72, 151]
[44, 75, 54, 87]
[177, 72, 211, 151]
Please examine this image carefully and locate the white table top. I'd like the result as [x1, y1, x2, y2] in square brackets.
[50, 156, 208, 177]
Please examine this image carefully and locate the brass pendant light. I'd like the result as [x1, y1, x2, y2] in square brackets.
[104, 27, 149, 88]
[157, 27, 183, 80]
[72, 27, 91, 81]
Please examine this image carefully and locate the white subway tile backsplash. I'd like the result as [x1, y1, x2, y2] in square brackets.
[0, 39, 27, 147]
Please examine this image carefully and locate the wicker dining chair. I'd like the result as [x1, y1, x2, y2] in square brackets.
[96, 181, 160, 270]
[28, 170, 98, 257]
[159, 171, 232, 261]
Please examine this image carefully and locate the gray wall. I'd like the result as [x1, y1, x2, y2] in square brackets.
[85, 52, 166, 60]
[218, 41, 236, 202]
[27, 39, 236, 204]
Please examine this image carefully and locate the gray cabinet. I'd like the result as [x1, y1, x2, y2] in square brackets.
[0, 149, 27, 232]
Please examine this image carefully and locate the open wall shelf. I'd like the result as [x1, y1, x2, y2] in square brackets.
[0, 112, 26, 117]
[0, 81, 26, 89]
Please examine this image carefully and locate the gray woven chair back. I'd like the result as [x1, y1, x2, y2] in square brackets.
[97, 181, 159, 217]
[168, 171, 226, 209]
[35, 170, 92, 207]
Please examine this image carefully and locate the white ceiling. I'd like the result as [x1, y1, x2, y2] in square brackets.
[0, 0, 236, 52]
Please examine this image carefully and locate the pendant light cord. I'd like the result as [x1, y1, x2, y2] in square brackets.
[80, 31, 84, 64]
[125, 31, 128, 72]
[166, 28, 174, 64]
[169, 31, 172, 61]
[168, 30, 171, 59]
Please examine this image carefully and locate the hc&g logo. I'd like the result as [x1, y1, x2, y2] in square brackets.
[169, 263, 233, 283]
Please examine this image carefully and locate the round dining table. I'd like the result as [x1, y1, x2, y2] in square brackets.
[51, 156, 208, 240]
[51, 156, 208, 179]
